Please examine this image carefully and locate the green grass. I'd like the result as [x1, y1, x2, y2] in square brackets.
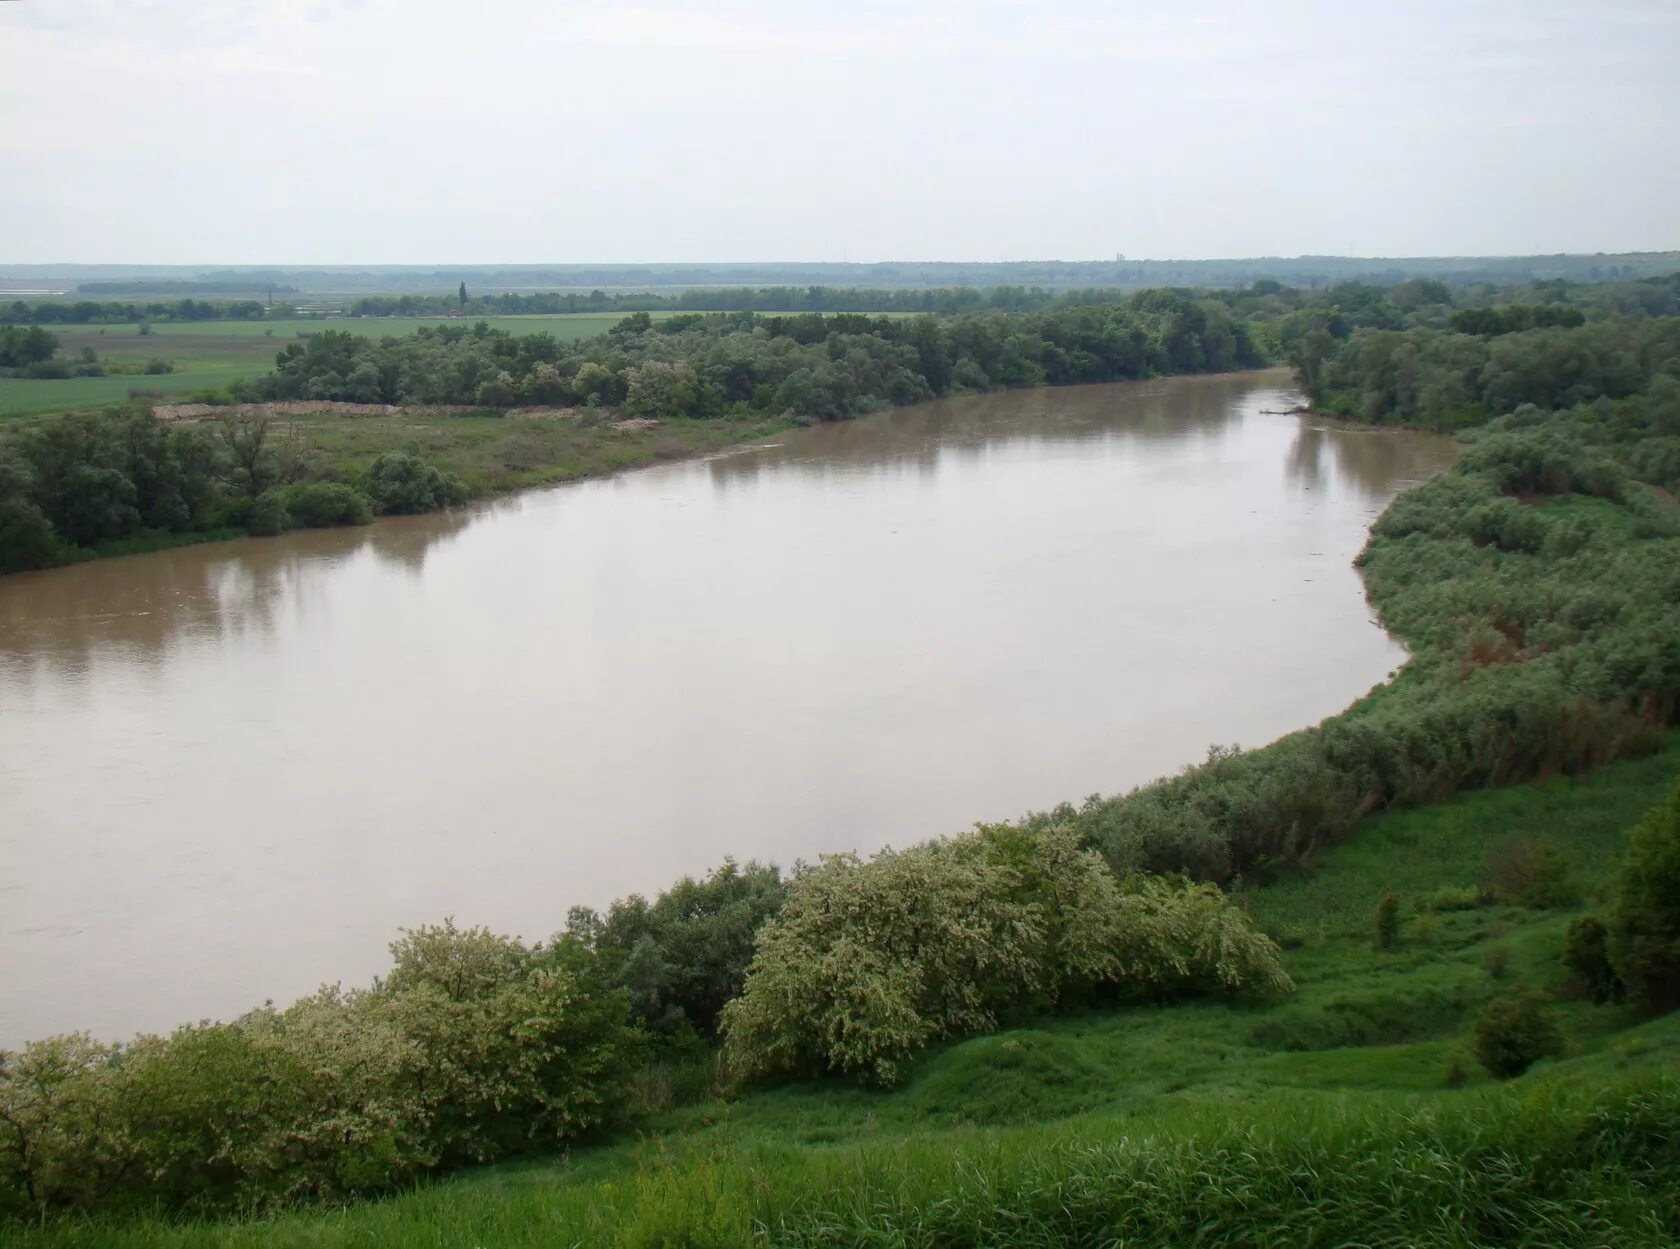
[12, 737, 1676, 1247]
[290, 410, 797, 496]
[0, 315, 677, 418]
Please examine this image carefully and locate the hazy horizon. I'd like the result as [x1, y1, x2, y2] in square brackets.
[4, 251, 1679, 274]
[3, 0, 1677, 265]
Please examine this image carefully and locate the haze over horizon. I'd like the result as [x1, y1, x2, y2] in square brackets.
[3, 0, 1678, 266]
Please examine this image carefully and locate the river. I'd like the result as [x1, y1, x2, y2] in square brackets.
[0, 371, 1455, 1045]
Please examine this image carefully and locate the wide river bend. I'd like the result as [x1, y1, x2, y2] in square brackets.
[0, 372, 1454, 1045]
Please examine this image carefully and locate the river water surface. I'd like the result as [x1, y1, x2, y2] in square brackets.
[0, 372, 1454, 1045]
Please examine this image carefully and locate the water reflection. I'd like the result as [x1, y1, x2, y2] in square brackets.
[707, 374, 1259, 490]
[0, 509, 475, 683]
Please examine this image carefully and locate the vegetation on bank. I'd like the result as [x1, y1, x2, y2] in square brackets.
[4, 745, 1678, 1244]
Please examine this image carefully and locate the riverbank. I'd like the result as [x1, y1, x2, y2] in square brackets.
[6, 740, 1676, 1247]
[0, 403, 805, 573]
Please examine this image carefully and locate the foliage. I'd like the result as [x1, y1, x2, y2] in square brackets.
[1562, 915, 1622, 1003]
[1488, 836, 1578, 908]
[0, 924, 642, 1221]
[1426, 884, 1488, 912]
[1374, 891, 1400, 950]
[0, 408, 448, 569]
[0, 326, 58, 369]
[1473, 991, 1564, 1078]
[365, 450, 467, 515]
[719, 826, 1289, 1085]
[245, 488, 289, 536]
[245, 298, 1259, 419]
[570, 860, 786, 1036]
[1608, 782, 1680, 1013]
[282, 481, 372, 528]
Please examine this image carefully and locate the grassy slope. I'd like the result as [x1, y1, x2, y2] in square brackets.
[288, 410, 797, 497]
[17, 738, 1677, 1248]
[0, 315, 676, 418]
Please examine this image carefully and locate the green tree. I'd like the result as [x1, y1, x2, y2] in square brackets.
[1473, 991, 1563, 1078]
[1373, 892, 1400, 951]
[1609, 783, 1680, 1014]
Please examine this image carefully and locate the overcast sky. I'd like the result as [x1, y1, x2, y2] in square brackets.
[3, 0, 1676, 265]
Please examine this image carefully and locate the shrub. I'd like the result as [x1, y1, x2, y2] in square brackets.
[1483, 946, 1511, 980]
[285, 481, 373, 528]
[245, 488, 290, 536]
[374, 921, 643, 1167]
[142, 358, 174, 375]
[575, 859, 786, 1036]
[1608, 782, 1680, 1014]
[1487, 836, 1577, 909]
[1473, 991, 1563, 1078]
[366, 451, 469, 515]
[1374, 892, 1400, 950]
[1562, 915, 1622, 1003]
[719, 826, 1290, 1086]
[0, 922, 642, 1221]
[1425, 884, 1487, 912]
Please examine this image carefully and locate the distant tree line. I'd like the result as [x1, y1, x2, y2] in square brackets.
[75, 279, 297, 296]
[245, 295, 1263, 414]
[7, 270, 1676, 331]
[2, 298, 272, 325]
[17, 252, 1676, 296]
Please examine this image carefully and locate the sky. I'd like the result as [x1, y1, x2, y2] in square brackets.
[2, 0, 1677, 265]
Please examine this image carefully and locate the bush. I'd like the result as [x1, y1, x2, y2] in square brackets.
[1425, 884, 1487, 912]
[1374, 892, 1400, 950]
[1473, 991, 1563, 1078]
[1487, 836, 1577, 909]
[0, 923, 643, 1221]
[1609, 782, 1680, 1014]
[719, 826, 1290, 1086]
[366, 451, 469, 515]
[245, 489, 290, 536]
[285, 481, 373, 528]
[575, 859, 786, 1036]
[142, 358, 174, 375]
[1562, 915, 1622, 1003]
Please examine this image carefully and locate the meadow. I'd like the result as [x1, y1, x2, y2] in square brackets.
[7, 741, 1676, 1247]
[0, 315, 677, 419]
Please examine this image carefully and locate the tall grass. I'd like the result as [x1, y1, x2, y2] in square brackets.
[10, 1075, 1675, 1248]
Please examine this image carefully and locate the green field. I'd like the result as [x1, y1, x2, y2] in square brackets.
[0, 315, 671, 419]
[10, 740, 1676, 1247]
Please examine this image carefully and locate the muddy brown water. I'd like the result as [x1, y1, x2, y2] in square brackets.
[0, 372, 1455, 1045]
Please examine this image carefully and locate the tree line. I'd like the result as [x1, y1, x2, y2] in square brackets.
[0, 406, 466, 572]
[3, 298, 272, 325]
[245, 295, 1263, 414]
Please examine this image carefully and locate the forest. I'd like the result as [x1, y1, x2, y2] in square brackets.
[2, 270, 1679, 1242]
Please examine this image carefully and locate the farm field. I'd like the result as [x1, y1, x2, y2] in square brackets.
[0, 314, 677, 418]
